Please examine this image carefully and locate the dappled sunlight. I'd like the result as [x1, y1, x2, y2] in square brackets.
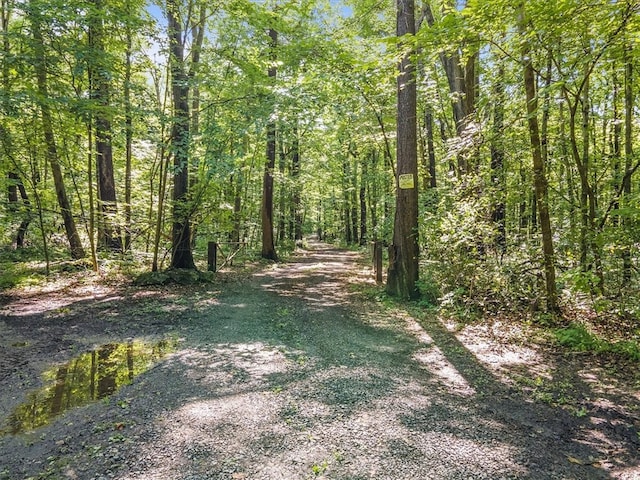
[167, 342, 299, 390]
[395, 310, 434, 345]
[192, 296, 220, 308]
[2, 239, 637, 479]
[118, 357, 532, 480]
[612, 465, 640, 480]
[413, 347, 476, 396]
[0, 288, 118, 317]
[455, 322, 543, 372]
[256, 243, 364, 310]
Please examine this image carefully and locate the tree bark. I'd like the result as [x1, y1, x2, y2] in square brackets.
[89, 0, 121, 251]
[261, 28, 278, 261]
[277, 141, 286, 243]
[386, 0, 419, 300]
[490, 62, 506, 254]
[342, 155, 352, 244]
[168, 0, 196, 269]
[359, 155, 368, 245]
[622, 43, 634, 284]
[292, 125, 303, 242]
[424, 108, 437, 189]
[123, 0, 133, 252]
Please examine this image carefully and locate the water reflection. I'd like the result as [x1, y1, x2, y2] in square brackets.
[2, 338, 176, 435]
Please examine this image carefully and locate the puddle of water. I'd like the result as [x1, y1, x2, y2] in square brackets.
[2, 338, 176, 435]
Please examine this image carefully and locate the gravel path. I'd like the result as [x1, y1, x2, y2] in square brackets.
[0, 240, 638, 479]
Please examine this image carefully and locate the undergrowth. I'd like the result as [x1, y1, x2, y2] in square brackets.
[554, 323, 640, 361]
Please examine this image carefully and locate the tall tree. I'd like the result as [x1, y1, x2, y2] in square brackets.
[88, 0, 121, 251]
[387, 0, 419, 299]
[621, 42, 634, 284]
[261, 27, 278, 260]
[167, 0, 195, 269]
[421, 1, 477, 175]
[123, 0, 134, 252]
[490, 60, 506, 253]
[291, 124, 303, 243]
[28, 0, 85, 259]
[519, 5, 558, 312]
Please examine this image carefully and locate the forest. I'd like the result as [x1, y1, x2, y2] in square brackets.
[1, 0, 639, 341]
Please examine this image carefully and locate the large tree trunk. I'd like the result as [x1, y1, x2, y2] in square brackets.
[89, 0, 121, 251]
[520, 8, 558, 313]
[386, 0, 419, 300]
[261, 28, 278, 261]
[29, 3, 85, 259]
[168, 0, 195, 269]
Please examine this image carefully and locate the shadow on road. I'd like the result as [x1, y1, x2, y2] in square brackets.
[0, 240, 638, 479]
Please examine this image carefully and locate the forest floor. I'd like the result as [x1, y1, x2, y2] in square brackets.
[0, 239, 639, 480]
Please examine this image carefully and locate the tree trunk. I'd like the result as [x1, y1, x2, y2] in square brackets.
[9, 173, 33, 249]
[189, 5, 206, 137]
[168, 0, 195, 269]
[291, 125, 303, 242]
[231, 175, 242, 244]
[520, 7, 559, 312]
[387, 0, 419, 300]
[421, 2, 475, 176]
[89, 0, 121, 251]
[29, 3, 85, 259]
[359, 155, 368, 245]
[261, 28, 278, 261]
[342, 155, 352, 244]
[278, 141, 286, 243]
[622, 43, 634, 284]
[490, 62, 506, 253]
[565, 75, 603, 292]
[425, 107, 437, 189]
[87, 122, 99, 271]
[123, 1, 133, 252]
[350, 151, 359, 244]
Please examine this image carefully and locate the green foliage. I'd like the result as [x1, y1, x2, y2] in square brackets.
[0, 0, 638, 342]
[555, 324, 602, 352]
[555, 323, 640, 361]
[415, 274, 440, 309]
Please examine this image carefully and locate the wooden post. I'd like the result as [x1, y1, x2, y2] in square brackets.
[374, 241, 383, 284]
[208, 241, 217, 272]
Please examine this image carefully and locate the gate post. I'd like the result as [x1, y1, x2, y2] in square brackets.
[374, 240, 383, 284]
[208, 242, 217, 272]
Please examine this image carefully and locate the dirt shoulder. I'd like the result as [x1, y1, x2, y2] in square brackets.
[0, 241, 639, 480]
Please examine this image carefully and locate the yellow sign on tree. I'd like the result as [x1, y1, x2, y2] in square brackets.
[398, 173, 415, 190]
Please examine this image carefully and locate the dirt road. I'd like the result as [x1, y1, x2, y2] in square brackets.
[1, 241, 638, 479]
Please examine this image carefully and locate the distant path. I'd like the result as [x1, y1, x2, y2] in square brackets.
[0, 240, 638, 479]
